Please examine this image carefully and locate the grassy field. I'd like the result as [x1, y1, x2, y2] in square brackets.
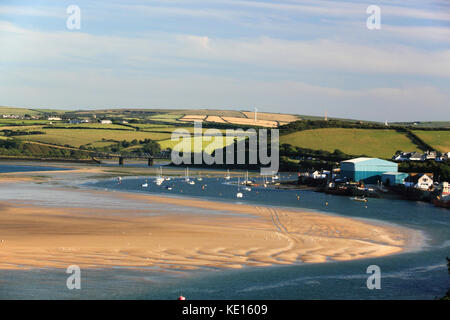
[0, 107, 41, 116]
[146, 113, 185, 123]
[159, 135, 245, 153]
[413, 130, 450, 153]
[281, 128, 420, 158]
[16, 128, 173, 148]
[0, 119, 52, 126]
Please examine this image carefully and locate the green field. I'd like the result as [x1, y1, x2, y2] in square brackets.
[16, 128, 173, 148]
[146, 113, 184, 123]
[0, 106, 41, 116]
[413, 130, 450, 153]
[281, 128, 420, 158]
[0, 119, 52, 126]
[159, 135, 245, 153]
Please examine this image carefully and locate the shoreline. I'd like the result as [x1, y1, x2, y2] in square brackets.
[0, 176, 421, 271]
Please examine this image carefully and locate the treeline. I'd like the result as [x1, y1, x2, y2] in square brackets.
[402, 126, 450, 131]
[0, 139, 90, 159]
[280, 143, 355, 161]
[394, 128, 435, 151]
[1, 129, 45, 136]
[280, 119, 449, 135]
[279, 119, 386, 134]
[81, 138, 161, 155]
[399, 161, 450, 182]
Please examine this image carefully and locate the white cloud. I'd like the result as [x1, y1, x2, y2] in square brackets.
[1, 21, 448, 77]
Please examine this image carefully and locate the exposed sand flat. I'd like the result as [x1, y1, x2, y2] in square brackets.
[0, 188, 416, 271]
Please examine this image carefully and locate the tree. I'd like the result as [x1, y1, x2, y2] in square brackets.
[142, 140, 161, 155]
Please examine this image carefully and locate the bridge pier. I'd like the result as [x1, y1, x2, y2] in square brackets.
[147, 158, 154, 166]
[119, 157, 124, 165]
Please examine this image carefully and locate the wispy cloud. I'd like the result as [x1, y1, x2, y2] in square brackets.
[0, 0, 449, 121]
[1, 21, 448, 77]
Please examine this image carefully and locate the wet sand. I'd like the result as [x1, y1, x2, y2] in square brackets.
[0, 183, 416, 270]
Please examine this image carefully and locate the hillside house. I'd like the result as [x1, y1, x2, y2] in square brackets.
[409, 152, 423, 161]
[424, 151, 436, 160]
[393, 152, 407, 162]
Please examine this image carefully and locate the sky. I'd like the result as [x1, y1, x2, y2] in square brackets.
[0, 0, 449, 121]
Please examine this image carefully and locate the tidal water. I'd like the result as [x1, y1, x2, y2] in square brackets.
[0, 167, 449, 299]
[0, 164, 70, 173]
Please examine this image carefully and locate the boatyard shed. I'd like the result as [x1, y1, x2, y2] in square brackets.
[340, 157, 398, 184]
[381, 172, 409, 186]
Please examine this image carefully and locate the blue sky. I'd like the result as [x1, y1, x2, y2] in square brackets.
[0, 0, 449, 121]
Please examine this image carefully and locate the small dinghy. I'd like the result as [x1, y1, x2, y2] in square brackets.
[351, 196, 368, 202]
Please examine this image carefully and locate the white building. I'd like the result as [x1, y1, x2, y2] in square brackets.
[409, 152, 423, 161]
[311, 170, 327, 179]
[48, 116, 62, 121]
[404, 173, 433, 190]
[440, 182, 449, 195]
[100, 120, 112, 124]
[424, 151, 436, 160]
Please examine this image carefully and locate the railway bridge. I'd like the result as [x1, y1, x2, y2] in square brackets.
[90, 151, 171, 166]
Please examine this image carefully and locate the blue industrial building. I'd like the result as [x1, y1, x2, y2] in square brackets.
[340, 157, 398, 184]
[381, 172, 409, 186]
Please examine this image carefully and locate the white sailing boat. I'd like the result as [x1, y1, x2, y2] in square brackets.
[236, 177, 243, 198]
[185, 167, 195, 184]
[225, 169, 231, 180]
[242, 171, 252, 185]
[155, 167, 164, 185]
[185, 167, 190, 182]
[141, 179, 149, 188]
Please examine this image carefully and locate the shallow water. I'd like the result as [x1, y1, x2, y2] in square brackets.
[0, 167, 449, 299]
[0, 164, 70, 173]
